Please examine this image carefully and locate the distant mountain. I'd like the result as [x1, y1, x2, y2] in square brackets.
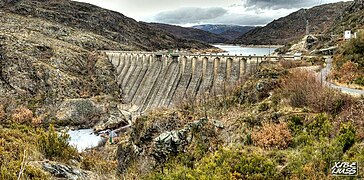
[231, 2, 351, 45]
[192, 24, 256, 40]
[147, 23, 228, 43]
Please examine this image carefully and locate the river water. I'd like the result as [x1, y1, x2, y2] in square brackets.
[213, 44, 277, 56]
[67, 129, 103, 152]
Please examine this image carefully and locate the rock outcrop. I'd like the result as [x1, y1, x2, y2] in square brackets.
[30, 161, 98, 180]
[116, 115, 214, 173]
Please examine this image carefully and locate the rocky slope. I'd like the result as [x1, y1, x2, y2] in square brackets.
[331, 0, 364, 34]
[0, 0, 217, 128]
[147, 23, 228, 43]
[0, 12, 127, 128]
[0, 0, 212, 51]
[231, 2, 351, 45]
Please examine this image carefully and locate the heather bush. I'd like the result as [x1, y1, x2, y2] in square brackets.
[252, 122, 292, 149]
[11, 107, 33, 124]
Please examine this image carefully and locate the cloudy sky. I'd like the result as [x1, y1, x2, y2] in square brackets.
[74, 0, 351, 26]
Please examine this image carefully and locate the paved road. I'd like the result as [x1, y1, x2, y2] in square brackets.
[320, 58, 364, 96]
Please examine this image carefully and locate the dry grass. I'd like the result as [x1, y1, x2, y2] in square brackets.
[252, 122, 292, 149]
[280, 69, 352, 115]
[279, 60, 307, 69]
[11, 107, 34, 124]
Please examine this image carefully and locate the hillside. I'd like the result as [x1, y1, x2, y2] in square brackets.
[193, 24, 256, 40]
[329, 0, 364, 87]
[331, 0, 364, 34]
[148, 23, 228, 43]
[0, 0, 216, 126]
[117, 61, 364, 179]
[231, 2, 351, 45]
[0, 0, 216, 179]
[0, 0, 212, 51]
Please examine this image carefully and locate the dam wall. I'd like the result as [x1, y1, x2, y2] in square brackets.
[105, 51, 275, 113]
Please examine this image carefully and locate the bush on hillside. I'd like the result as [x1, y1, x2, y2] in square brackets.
[281, 69, 351, 115]
[0, 126, 50, 179]
[336, 100, 364, 140]
[147, 147, 280, 180]
[11, 107, 33, 124]
[38, 125, 77, 161]
[252, 122, 292, 149]
[336, 123, 356, 153]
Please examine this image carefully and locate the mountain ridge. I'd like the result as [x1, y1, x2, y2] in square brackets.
[193, 24, 256, 40]
[147, 23, 228, 43]
[231, 2, 351, 45]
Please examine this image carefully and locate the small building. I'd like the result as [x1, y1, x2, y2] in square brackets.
[294, 53, 302, 60]
[344, 30, 352, 40]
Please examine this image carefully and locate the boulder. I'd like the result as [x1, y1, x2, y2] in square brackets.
[55, 97, 128, 129]
[29, 161, 98, 180]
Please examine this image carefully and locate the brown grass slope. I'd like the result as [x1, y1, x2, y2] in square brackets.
[0, 0, 212, 51]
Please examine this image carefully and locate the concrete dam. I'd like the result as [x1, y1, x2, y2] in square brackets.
[105, 51, 268, 113]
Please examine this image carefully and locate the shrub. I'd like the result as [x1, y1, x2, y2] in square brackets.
[0, 126, 50, 179]
[252, 122, 292, 149]
[280, 69, 320, 107]
[258, 102, 269, 112]
[336, 100, 364, 140]
[287, 139, 342, 179]
[81, 150, 117, 174]
[11, 107, 33, 124]
[31, 116, 42, 126]
[307, 113, 331, 138]
[279, 60, 305, 69]
[0, 105, 5, 121]
[281, 69, 351, 115]
[38, 125, 77, 161]
[336, 123, 356, 153]
[147, 147, 280, 180]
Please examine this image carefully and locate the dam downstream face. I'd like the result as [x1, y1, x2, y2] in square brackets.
[105, 51, 263, 113]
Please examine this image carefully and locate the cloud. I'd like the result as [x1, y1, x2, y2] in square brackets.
[154, 7, 228, 24]
[242, 0, 319, 10]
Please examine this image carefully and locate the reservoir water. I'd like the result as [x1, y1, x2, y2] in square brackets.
[213, 44, 277, 56]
